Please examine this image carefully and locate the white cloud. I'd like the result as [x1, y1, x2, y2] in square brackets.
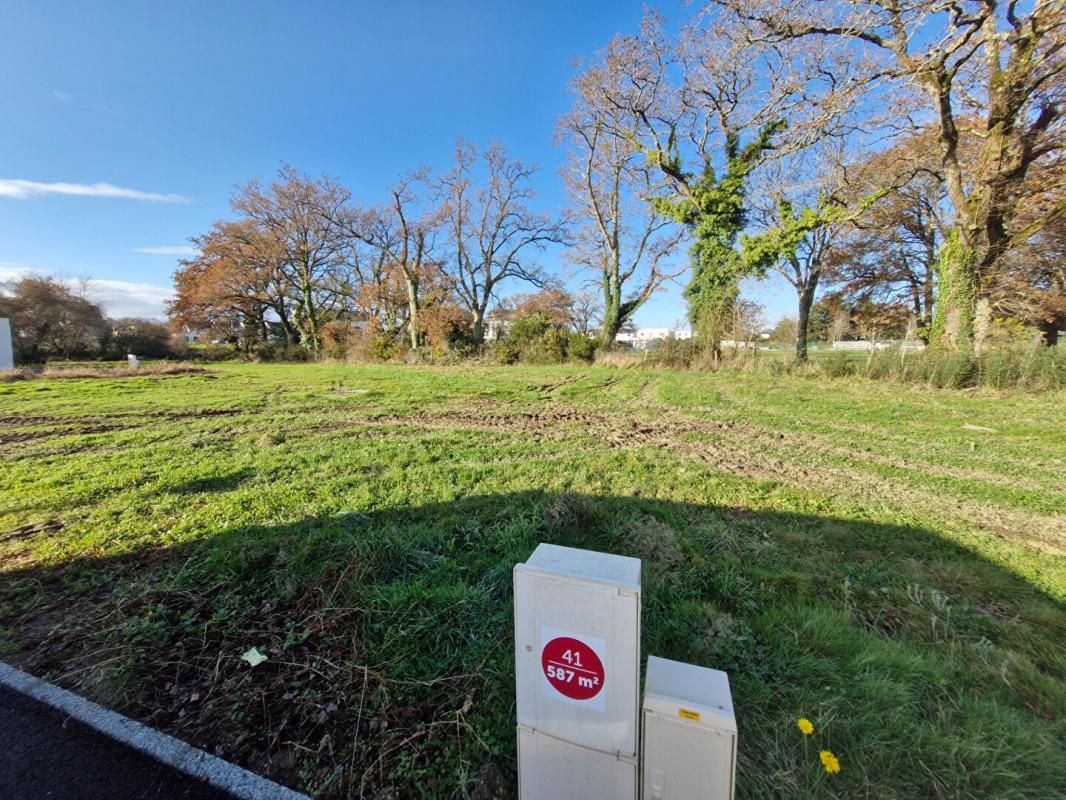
[0, 179, 188, 203]
[132, 246, 199, 256]
[0, 263, 46, 284]
[0, 263, 173, 319]
[82, 278, 174, 319]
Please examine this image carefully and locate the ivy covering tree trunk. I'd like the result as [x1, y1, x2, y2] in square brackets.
[653, 124, 784, 352]
[930, 230, 977, 349]
[600, 286, 628, 347]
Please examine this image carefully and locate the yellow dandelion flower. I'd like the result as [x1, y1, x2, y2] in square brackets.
[796, 718, 814, 735]
[820, 750, 841, 775]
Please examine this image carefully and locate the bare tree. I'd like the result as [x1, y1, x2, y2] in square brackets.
[439, 140, 567, 343]
[830, 304, 852, 343]
[570, 289, 603, 337]
[560, 62, 685, 346]
[328, 232, 411, 339]
[742, 146, 885, 361]
[346, 169, 440, 350]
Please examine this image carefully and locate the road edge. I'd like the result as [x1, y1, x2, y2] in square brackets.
[0, 661, 308, 800]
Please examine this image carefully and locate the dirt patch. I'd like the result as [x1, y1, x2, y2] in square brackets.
[0, 519, 64, 544]
[0, 364, 210, 383]
[164, 408, 242, 420]
[0, 415, 71, 427]
[533, 375, 582, 395]
[357, 402, 1065, 554]
[0, 422, 125, 445]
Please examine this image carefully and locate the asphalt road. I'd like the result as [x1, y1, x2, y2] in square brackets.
[0, 684, 233, 800]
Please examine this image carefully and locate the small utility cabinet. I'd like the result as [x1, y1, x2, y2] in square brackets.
[642, 656, 737, 800]
[514, 543, 642, 799]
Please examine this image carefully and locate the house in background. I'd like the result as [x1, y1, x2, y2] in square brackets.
[615, 327, 693, 350]
[484, 309, 517, 342]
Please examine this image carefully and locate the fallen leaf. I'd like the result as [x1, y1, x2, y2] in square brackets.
[241, 646, 268, 667]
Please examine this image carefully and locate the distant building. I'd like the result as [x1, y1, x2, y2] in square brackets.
[484, 310, 516, 342]
[615, 327, 693, 350]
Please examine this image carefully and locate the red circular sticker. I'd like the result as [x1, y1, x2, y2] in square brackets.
[541, 636, 605, 700]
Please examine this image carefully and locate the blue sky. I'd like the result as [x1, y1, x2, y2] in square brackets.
[0, 0, 794, 325]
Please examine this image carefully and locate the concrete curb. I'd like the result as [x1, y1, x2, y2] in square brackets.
[0, 662, 308, 800]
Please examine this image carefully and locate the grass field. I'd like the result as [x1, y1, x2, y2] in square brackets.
[1, 363, 1064, 798]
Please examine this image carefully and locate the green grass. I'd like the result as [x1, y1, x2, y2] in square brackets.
[1, 363, 1064, 798]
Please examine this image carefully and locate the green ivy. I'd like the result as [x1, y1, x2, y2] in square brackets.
[739, 189, 889, 275]
[930, 229, 977, 348]
[648, 121, 786, 331]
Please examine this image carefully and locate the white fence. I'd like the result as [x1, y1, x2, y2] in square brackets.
[831, 340, 926, 353]
[719, 340, 756, 349]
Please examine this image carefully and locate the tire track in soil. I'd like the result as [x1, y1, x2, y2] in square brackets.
[358, 403, 1065, 555]
[0, 409, 243, 446]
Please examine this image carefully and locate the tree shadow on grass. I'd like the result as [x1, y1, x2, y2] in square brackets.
[160, 469, 256, 496]
[1, 491, 1063, 799]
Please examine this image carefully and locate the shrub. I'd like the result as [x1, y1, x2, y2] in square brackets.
[318, 320, 360, 360]
[526, 328, 569, 364]
[506, 313, 553, 350]
[567, 333, 599, 363]
[251, 342, 312, 362]
[350, 332, 402, 363]
[764, 356, 793, 378]
[646, 337, 701, 369]
[251, 342, 282, 362]
[493, 340, 521, 365]
[943, 352, 979, 389]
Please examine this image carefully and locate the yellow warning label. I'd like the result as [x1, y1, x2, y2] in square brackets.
[678, 708, 701, 722]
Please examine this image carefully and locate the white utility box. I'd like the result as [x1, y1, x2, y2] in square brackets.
[642, 656, 737, 800]
[517, 725, 637, 800]
[514, 543, 641, 798]
[0, 318, 13, 371]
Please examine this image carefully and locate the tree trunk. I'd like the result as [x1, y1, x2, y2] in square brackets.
[281, 317, 297, 346]
[471, 308, 485, 344]
[600, 314, 623, 348]
[923, 238, 937, 329]
[406, 278, 419, 350]
[600, 284, 621, 348]
[931, 229, 977, 350]
[1038, 321, 1059, 347]
[795, 283, 816, 363]
[300, 277, 319, 354]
